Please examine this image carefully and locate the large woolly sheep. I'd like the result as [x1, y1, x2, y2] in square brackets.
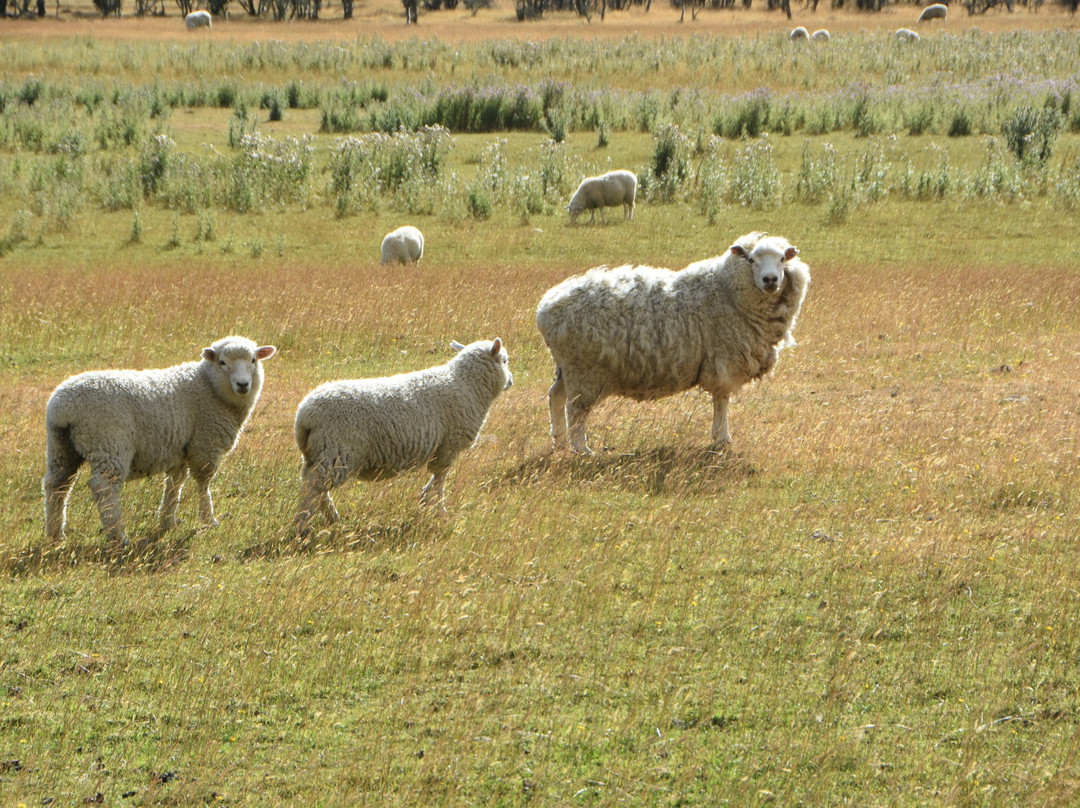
[292, 338, 513, 535]
[43, 336, 277, 544]
[895, 27, 921, 41]
[185, 10, 212, 28]
[381, 225, 425, 264]
[811, 28, 831, 41]
[789, 26, 809, 41]
[567, 170, 637, 225]
[536, 232, 810, 454]
[917, 3, 947, 22]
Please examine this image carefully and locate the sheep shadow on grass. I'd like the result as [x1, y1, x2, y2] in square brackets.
[239, 515, 451, 561]
[3, 531, 193, 578]
[499, 445, 757, 496]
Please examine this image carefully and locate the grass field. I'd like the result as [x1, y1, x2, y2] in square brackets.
[3, 8, 1080, 806]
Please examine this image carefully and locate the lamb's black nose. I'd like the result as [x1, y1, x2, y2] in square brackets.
[236, 382, 250, 394]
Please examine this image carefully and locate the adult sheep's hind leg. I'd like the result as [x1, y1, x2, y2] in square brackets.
[548, 369, 569, 449]
[566, 390, 597, 455]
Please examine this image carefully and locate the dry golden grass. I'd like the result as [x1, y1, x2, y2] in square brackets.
[4, 0, 1080, 45]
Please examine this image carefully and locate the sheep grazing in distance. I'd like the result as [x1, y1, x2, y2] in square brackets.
[43, 336, 277, 544]
[567, 170, 637, 225]
[789, 26, 809, 41]
[185, 10, 212, 28]
[895, 27, 921, 41]
[536, 232, 810, 454]
[917, 3, 947, 22]
[381, 225, 425, 264]
[811, 29, 830, 41]
[292, 338, 513, 535]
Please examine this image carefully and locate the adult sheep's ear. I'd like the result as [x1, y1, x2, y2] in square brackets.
[783, 246, 799, 262]
[202, 348, 217, 362]
[490, 338, 503, 356]
[256, 345, 277, 361]
[450, 340, 467, 352]
[730, 245, 748, 258]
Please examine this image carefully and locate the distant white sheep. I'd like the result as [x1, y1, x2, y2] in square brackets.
[536, 232, 810, 454]
[895, 27, 921, 41]
[789, 26, 809, 41]
[381, 225, 425, 264]
[43, 336, 277, 544]
[292, 338, 513, 535]
[917, 3, 947, 22]
[185, 10, 212, 28]
[567, 170, 637, 225]
[811, 28, 830, 41]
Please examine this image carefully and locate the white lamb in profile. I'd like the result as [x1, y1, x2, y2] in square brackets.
[43, 336, 277, 544]
[536, 232, 810, 454]
[292, 338, 513, 535]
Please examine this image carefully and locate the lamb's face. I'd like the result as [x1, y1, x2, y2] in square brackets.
[451, 338, 514, 391]
[203, 339, 277, 397]
[732, 238, 800, 295]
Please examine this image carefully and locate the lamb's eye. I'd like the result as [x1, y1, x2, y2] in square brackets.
[219, 361, 227, 367]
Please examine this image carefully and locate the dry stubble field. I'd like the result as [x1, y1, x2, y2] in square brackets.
[2, 5, 1080, 806]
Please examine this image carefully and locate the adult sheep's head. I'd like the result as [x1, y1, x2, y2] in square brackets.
[202, 336, 277, 398]
[730, 234, 800, 295]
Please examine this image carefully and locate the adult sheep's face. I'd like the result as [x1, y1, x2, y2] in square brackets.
[732, 240, 799, 295]
[203, 339, 277, 396]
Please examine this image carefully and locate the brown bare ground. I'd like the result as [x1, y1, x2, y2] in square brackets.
[2, 0, 1078, 44]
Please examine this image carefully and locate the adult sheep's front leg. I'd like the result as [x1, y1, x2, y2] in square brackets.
[420, 463, 450, 514]
[710, 392, 732, 447]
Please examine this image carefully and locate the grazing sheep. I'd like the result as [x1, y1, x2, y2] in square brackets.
[567, 170, 637, 225]
[917, 3, 947, 22]
[185, 9, 212, 28]
[789, 26, 809, 41]
[293, 338, 513, 535]
[43, 337, 277, 544]
[895, 27, 921, 41]
[381, 225, 425, 264]
[536, 232, 810, 454]
[811, 28, 830, 41]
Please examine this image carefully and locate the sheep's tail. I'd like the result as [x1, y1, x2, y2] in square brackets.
[45, 421, 82, 477]
[294, 421, 312, 459]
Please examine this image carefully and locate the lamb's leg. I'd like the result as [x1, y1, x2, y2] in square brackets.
[420, 464, 450, 514]
[294, 458, 342, 537]
[711, 393, 732, 447]
[548, 370, 568, 448]
[43, 466, 79, 542]
[158, 465, 188, 535]
[43, 427, 82, 541]
[89, 464, 127, 545]
[190, 467, 220, 529]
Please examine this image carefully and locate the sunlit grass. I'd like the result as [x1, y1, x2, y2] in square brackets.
[3, 20, 1080, 808]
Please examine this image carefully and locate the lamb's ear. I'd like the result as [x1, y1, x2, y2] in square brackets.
[256, 345, 277, 361]
[783, 246, 799, 262]
[490, 338, 503, 356]
[450, 340, 467, 352]
[202, 348, 217, 362]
